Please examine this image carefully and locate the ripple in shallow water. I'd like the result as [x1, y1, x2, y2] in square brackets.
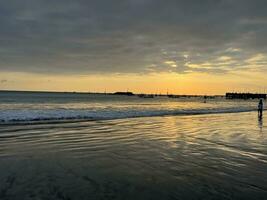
[0, 112, 267, 199]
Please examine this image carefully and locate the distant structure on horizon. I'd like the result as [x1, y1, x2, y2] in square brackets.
[113, 92, 134, 96]
[226, 92, 267, 99]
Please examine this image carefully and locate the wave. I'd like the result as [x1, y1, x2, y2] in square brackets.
[0, 107, 257, 125]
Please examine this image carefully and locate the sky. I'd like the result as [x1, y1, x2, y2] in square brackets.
[1, 0, 267, 94]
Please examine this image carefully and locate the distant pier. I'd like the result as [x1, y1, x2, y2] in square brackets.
[113, 92, 134, 96]
[226, 93, 266, 99]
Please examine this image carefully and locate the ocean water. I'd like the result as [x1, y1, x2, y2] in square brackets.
[0, 91, 262, 124]
[0, 91, 266, 199]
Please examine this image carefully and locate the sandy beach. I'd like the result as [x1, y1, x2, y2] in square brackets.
[0, 111, 266, 199]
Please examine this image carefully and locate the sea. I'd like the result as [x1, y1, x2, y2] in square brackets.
[0, 91, 266, 199]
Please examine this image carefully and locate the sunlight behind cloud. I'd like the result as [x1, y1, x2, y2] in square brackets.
[0, 0, 267, 93]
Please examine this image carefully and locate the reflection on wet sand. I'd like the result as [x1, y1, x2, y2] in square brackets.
[0, 112, 267, 199]
[258, 115, 263, 132]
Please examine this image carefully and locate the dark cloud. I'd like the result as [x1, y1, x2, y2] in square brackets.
[1, 0, 267, 75]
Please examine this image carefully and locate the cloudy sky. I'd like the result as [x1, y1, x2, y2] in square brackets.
[1, 0, 267, 94]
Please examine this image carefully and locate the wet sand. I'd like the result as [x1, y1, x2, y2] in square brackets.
[0, 112, 266, 199]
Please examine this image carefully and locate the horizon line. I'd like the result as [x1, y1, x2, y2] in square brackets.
[0, 89, 256, 96]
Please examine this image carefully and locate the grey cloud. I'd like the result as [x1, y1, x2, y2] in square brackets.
[1, 0, 267, 75]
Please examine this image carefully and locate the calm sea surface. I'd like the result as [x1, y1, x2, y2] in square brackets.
[0, 91, 266, 199]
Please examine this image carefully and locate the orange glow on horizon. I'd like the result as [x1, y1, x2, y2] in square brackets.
[1, 71, 267, 95]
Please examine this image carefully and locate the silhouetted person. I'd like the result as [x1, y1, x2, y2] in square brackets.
[258, 99, 263, 118]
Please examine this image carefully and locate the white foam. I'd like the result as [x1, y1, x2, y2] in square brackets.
[0, 107, 257, 124]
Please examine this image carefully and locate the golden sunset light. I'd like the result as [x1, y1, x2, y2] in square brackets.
[1, 1, 267, 199]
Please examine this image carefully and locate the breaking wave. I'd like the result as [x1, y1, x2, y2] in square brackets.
[0, 107, 257, 125]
